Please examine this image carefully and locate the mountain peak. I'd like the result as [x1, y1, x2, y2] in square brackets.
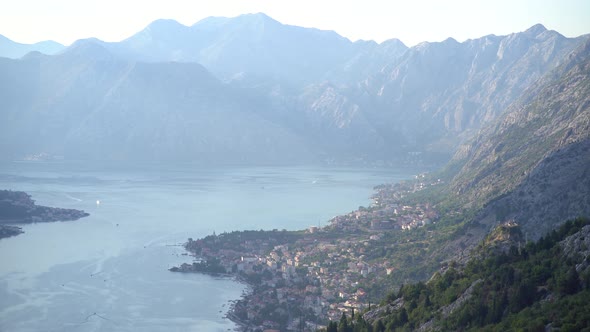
[442, 37, 460, 44]
[524, 23, 547, 37]
[62, 38, 113, 61]
[191, 13, 281, 31]
[147, 18, 185, 28]
[143, 19, 188, 35]
[235, 12, 281, 26]
[380, 38, 407, 48]
[122, 19, 192, 48]
[241, 12, 275, 21]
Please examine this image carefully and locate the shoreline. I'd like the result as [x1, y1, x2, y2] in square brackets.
[168, 175, 438, 331]
[0, 189, 90, 239]
[0, 225, 24, 239]
[169, 262, 255, 331]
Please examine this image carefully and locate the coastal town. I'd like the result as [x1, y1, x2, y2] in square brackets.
[171, 174, 443, 331]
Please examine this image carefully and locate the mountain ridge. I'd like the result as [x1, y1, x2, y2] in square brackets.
[0, 34, 65, 58]
[0, 16, 588, 165]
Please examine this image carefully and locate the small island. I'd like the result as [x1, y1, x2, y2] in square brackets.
[0, 189, 89, 239]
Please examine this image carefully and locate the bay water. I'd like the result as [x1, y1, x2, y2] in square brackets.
[0, 162, 413, 332]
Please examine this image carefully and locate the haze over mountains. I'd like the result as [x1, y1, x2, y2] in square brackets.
[0, 13, 587, 164]
[0, 34, 64, 59]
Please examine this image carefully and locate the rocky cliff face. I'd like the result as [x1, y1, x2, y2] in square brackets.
[351, 25, 583, 154]
[271, 25, 584, 163]
[561, 225, 590, 274]
[447, 38, 590, 239]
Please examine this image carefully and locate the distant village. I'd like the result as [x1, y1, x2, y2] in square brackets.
[171, 174, 444, 331]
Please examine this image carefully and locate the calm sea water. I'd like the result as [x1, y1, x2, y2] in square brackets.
[0, 161, 413, 332]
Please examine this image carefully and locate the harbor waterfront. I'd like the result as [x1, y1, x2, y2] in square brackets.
[0, 161, 414, 332]
[170, 177, 439, 331]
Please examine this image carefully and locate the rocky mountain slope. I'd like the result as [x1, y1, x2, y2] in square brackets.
[314, 25, 584, 158]
[358, 218, 590, 332]
[446, 37, 590, 240]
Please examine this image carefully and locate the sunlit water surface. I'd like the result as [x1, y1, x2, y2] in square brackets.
[0, 162, 413, 331]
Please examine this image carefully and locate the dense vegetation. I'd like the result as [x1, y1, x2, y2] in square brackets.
[321, 218, 590, 331]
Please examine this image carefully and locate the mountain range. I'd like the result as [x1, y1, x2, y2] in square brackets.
[0, 13, 587, 165]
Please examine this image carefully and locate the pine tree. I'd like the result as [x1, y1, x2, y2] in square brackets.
[374, 319, 385, 332]
[327, 321, 338, 332]
[339, 312, 349, 332]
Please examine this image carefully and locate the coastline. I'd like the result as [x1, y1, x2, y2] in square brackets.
[0, 189, 90, 239]
[169, 263, 255, 330]
[226, 282, 255, 331]
[169, 175, 437, 331]
[0, 164, 417, 331]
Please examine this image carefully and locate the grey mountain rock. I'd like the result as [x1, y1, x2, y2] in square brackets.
[353, 25, 583, 155]
[448, 37, 590, 240]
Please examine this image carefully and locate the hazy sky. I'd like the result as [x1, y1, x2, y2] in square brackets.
[1, 0, 589, 46]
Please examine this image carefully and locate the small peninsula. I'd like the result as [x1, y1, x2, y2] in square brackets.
[0, 189, 89, 239]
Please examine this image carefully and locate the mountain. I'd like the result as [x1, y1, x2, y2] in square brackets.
[360, 218, 590, 332]
[237, 24, 584, 164]
[349, 39, 590, 331]
[91, 13, 409, 85]
[0, 34, 64, 58]
[446, 37, 590, 240]
[320, 25, 584, 159]
[0, 39, 313, 163]
[0, 17, 588, 165]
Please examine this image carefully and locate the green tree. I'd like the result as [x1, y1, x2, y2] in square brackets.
[373, 319, 385, 332]
[339, 312, 350, 332]
[327, 321, 338, 332]
[558, 267, 580, 295]
[398, 307, 408, 325]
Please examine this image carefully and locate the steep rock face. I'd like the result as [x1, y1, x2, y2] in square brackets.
[332, 38, 409, 83]
[448, 38, 590, 239]
[288, 26, 583, 162]
[561, 225, 590, 274]
[352, 25, 583, 155]
[294, 83, 387, 158]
